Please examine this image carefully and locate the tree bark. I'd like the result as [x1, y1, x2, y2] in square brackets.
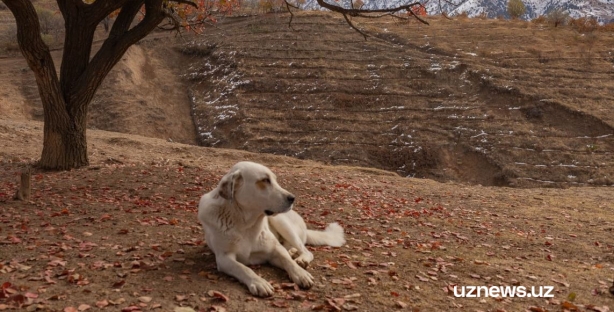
[3, 0, 165, 170]
[13, 167, 32, 201]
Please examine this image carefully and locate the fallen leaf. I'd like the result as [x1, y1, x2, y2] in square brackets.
[78, 304, 91, 311]
[138, 296, 152, 303]
[396, 301, 408, 308]
[207, 290, 229, 302]
[95, 300, 109, 308]
[112, 279, 125, 288]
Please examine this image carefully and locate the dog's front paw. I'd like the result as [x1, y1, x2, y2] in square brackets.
[290, 268, 314, 289]
[248, 277, 275, 297]
[295, 251, 314, 268]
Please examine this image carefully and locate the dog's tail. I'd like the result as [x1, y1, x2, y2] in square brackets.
[306, 222, 345, 247]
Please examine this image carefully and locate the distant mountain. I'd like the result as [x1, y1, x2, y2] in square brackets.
[300, 0, 614, 24]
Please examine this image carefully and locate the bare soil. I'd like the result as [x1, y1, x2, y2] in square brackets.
[0, 119, 613, 312]
[184, 12, 614, 188]
[1, 10, 614, 312]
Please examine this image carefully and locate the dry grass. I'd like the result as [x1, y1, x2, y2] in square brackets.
[181, 12, 614, 188]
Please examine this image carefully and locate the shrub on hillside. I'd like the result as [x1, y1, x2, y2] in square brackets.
[507, 0, 526, 19]
[0, 24, 19, 54]
[532, 15, 547, 25]
[546, 8, 570, 27]
[570, 16, 599, 33]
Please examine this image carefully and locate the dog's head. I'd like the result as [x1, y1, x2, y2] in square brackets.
[218, 161, 295, 216]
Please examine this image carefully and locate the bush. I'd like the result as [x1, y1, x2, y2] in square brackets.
[532, 15, 547, 25]
[570, 16, 599, 33]
[0, 24, 19, 53]
[546, 8, 570, 27]
[507, 0, 526, 19]
[35, 6, 63, 35]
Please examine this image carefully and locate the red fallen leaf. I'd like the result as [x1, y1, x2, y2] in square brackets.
[207, 290, 229, 302]
[390, 291, 400, 297]
[118, 229, 129, 235]
[78, 304, 91, 311]
[45, 276, 56, 284]
[561, 301, 579, 310]
[95, 300, 109, 308]
[100, 214, 112, 221]
[326, 298, 342, 311]
[528, 307, 546, 312]
[64, 307, 78, 312]
[1, 282, 11, 290]
[112, 280, 125, 288]
[120, 306, 141, 312]
[8, 294, 25, 305]
[24, 292, 38, 299]
[280, 283, 298, 290]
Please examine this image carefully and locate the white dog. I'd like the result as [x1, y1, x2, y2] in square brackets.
[198, 161, 345, 297]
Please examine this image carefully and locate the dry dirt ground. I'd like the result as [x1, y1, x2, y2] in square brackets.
[1, 119, 613, 312]
[0, 10, 614, 312]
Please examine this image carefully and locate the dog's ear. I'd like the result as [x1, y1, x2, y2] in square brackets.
[219, 170, 242, 200]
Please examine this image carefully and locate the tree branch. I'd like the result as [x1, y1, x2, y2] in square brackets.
[313, 0, 431, 38]
[70, 0, 165, 108]
[1, 0, 66, 115]
[342, 13, 367, 40]
[284, 0, 299, 29]
[315, 0, 423, 16]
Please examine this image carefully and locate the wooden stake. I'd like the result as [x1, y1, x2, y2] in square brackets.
[13, 167, 32, 201]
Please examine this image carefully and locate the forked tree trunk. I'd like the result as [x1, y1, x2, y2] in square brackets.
[3, 0, 166, 170]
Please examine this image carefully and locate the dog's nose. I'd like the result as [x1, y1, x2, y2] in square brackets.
[287, 195, 295, 204]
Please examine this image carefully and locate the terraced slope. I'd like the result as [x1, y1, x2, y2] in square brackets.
[184, 12, 614, 188]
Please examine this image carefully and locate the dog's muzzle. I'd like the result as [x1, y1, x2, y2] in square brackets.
[265, 195, 295, 216]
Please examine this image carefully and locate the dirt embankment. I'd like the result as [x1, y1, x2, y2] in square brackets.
[183, 12, 614, 188]
[0, 35, 196, 145]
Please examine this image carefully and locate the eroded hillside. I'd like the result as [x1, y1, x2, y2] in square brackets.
[183, 12, 614, 188]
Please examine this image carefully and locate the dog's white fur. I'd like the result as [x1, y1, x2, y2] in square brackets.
[198, 161, 345, 297]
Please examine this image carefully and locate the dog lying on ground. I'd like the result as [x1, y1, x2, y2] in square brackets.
[198, 161, 345, 297]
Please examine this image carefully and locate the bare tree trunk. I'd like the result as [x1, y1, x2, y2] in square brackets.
[39, 108, 89, 169]
[13, 167, 32, 201]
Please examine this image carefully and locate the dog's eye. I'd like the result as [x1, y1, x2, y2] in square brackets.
[262, 178, 271, 184]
